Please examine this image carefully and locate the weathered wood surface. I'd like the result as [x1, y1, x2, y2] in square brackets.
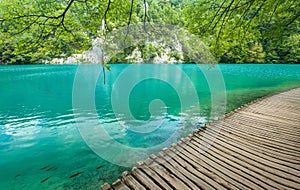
[101, 88, 300, 190]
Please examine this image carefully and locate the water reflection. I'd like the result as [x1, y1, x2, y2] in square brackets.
[0, 64, 299, 189]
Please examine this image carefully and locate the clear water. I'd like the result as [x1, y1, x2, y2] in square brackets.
[0, 64, 299, 189]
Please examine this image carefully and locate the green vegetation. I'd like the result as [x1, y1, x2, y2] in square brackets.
[0, 0, 299, 64]
[184, 0, 300, 63]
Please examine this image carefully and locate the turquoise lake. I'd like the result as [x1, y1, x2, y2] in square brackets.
[0, 64, 299, 189]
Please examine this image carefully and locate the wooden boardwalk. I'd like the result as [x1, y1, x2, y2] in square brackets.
[101, 88, 300, 190]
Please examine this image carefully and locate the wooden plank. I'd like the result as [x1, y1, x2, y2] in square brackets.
[246, 110, 300, 123]
[121, 171, 146, 190]
[215, 121, 300, 156]
[131, 167, 162, 190]
[165, 147, 242, 190]
[231, 112, 300, 135]
[232, 112, 300, 134]
[176, 139, 272, 189]
[191, 135, 299, 189]
[170, 146, 250, 189]
[230, 116, 300, 141]
[245, 109, 297, 123]
[204, 125, 300, 170]
[223, 119, 300, 149]
[100, 183, 112, 190]
[208, 122, 300, 161]
[158, 150, 218, 190]
[145, 156, 191, 189]
[149, 154, 200, 190]
[112, 179, 131, 190]
[138, 162, 173, 190]
[193, 130, 300, 178]
[103, 88, 300, 190]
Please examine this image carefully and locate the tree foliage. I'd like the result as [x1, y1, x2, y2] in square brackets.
[184, 0, 300, 63]
[0, 0, 299, 64]
[0, 0, 138, 64]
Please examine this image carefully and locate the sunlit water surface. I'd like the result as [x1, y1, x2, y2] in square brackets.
[0, 64, 299, 189]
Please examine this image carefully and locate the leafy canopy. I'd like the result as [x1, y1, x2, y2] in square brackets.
[0, 0, 299, 64]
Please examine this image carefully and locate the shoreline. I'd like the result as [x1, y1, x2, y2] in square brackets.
[1, 63, 300, 66]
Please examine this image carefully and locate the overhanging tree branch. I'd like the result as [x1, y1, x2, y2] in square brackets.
[1, 0, 75, 35]
[103, 0, 111, 31]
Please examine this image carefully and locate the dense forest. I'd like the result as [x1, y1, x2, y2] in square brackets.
[0, 0, 299, 64]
